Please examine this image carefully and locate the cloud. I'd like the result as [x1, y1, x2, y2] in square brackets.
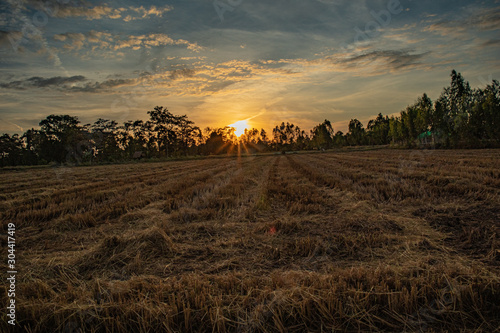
[169, 68, 196, 80]
[481, 39, 500, 48]
[0, 30, 20, 49]
[468, 6, 500, 31]
[323, 49, 429, 74]
[2, 0, 63, 66]
[22, 1, 172, 21]
[0, 75, 87, 89]
[196, 60, 300, 81]
[53, 31, 202, 53]
[128, 5, 172, 19]
[382, 32, 424, 45]
[54, 32, 86, 50]
[424, 22, 468, 39]
[112, 34, 202, 51]
[200, 80, 238, 93]
[53, 5, 125, 20]
[424, 6, 500, 38]
[70, 78, 137, 93]
[0, 75, 138, 93]
[53, 30, 112, 51]
[155, 59, 310, 98]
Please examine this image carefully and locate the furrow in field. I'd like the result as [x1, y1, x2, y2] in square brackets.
[67, 159, 273, 278]
[179, 155, 274, 221]
[304, 153, 498, 202]
[2, 151, 499, 333]
[0, 158, 217, 198]
[16, 160, 240, 256]
[1, 159, 232, 229]
[322, 151, 500, 189]
[144, 157, 277, 277]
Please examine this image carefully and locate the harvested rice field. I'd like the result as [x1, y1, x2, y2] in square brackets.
[1, 149, 499, 332]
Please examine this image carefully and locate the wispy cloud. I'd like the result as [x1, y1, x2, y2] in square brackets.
[169, 68, 196, 80]
[323, 49, 429, 75]
[480, 39, 500, 48]
[20, 1, 173, 21]
[424, 6, 500, 38]
[0, 30, 21, 50]
[53, 5, 125, 20]
[53, 31, 203, 53]
[0, 75, 86, 89]
[70, 78, 137, 93]
[3, 0, 63, 67]
[0, 75, 140, 93]
[112, 34, 202, 52]
[124, 5, 173, 21]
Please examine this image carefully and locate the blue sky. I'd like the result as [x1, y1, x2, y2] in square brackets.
[1, 0, 499, 134]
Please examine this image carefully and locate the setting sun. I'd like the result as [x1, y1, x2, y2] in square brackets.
[229, 120, 249, 137]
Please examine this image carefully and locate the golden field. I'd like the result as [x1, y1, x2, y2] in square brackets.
[1, 149, 499, 332]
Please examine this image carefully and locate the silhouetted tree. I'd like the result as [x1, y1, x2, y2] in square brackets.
[38, 114, 85, 163]
[271, 122, 306, 151]
[469, 80, 500, 144]
[147, 106, 177, 157]
[334, 131, 346, 147]
[311, 120, 334, 149]
[367, 113, 390, 145]
[201, 127, 235, 155]
[347, 119, 365, 146]
[0, 134, 22, 166]
[91, 119, 120, 162]
[432, 70, 473, 146]
[147, 106, 200, 157]
[176, 115, 201, 156]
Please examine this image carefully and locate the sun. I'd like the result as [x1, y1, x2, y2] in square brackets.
[229, 120, 249, 137]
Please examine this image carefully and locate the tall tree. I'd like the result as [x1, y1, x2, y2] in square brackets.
[414, 93, 433, 135]
[91, 118, 120, 162]
[347, 119, 365, 146]
[0, 134, 23, 166]
[433, 70, 473, 146]
[367, 113, 390, 145]
[469, 80, 500, 144]
[148, 106, 177, 157]
[38, 114, 84, 163]
[311, 120, 334, 149]
[176, 115, 201, 156]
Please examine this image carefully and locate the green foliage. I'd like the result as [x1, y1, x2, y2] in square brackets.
[272, 122, 308, 151]
[311, 119, 334, 149]
[347, 119, 365, 146]
[37, 114, 83, 163]
[388, 70, 499, 148]
[367, 113, 390, 145]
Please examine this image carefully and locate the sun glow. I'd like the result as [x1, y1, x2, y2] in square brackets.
[229, 120, 249, 137]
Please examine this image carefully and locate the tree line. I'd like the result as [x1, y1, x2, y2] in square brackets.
[1, 70, 499, 167]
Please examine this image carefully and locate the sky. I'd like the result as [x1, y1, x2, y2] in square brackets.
[0, 0, 499, 135]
